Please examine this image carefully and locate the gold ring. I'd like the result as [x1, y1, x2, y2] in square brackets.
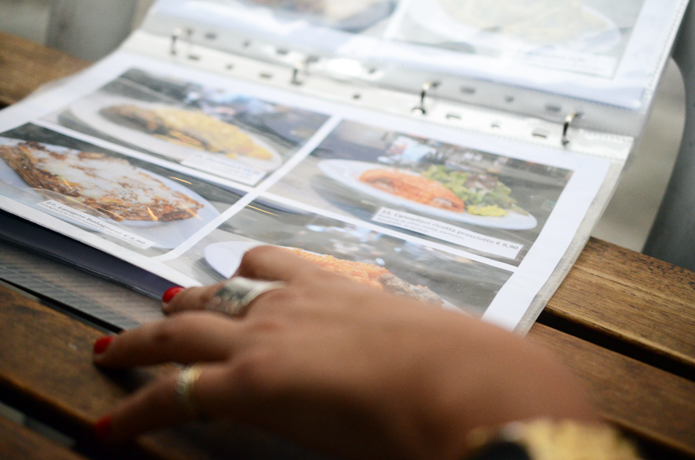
[174, 365, 203, 419]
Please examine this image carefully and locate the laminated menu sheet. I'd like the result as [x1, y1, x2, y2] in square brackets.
[0, 0, 686, 332]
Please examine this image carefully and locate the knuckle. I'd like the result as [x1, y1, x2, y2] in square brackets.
[227, 349, 282, 396]
[244, 317, 287, 334]
[151, 314, 198, 347]
[240, 245, 273, 266]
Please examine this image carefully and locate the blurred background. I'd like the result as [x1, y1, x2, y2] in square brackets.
[0, 0, 686, 253]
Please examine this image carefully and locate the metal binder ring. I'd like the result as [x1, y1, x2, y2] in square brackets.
[171, 27, 192, 56]
[562, 112, 582, 146]
[291, 59, 307, 85]
[414, 80, 440, 115]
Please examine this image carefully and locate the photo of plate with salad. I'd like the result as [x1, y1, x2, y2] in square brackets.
[318, 159, 537, 230]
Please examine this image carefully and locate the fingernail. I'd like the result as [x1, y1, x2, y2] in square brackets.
[93, 336, 114, 354]
[162, 286, 184, 304]
[93, 415, 112, 440]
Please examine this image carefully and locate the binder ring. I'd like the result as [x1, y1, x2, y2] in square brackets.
[171, 27, 192, 56]
[562, 112, 582, 146]
[414, 80, 440, 115]
[291, 58, 308, 85]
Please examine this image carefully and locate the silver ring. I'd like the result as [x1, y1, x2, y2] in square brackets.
[175, 365, 203, 419]
[206, 277, 287, 317]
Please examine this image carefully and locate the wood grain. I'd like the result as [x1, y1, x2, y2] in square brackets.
[546, 238, 695, 370]
[0, 32, 89, 107]
[530, 323, 695, 456]
[0, 286, 329, 460]
[0, 416, 87, 460]
[0, 284, 693, 458]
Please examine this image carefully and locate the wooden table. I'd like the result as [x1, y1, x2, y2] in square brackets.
[1, 32, 694, 460]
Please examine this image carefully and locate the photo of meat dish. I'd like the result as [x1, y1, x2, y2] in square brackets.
[0, 141, 203, 222]
[285, 247, 444, 304]
[359, 168, 465, 212]
[358, 166, 526, 217]
[316, 159, 538, 230]
[100, 105, 274, 160]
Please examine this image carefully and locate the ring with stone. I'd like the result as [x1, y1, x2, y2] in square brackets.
[205, 277, 287, 317]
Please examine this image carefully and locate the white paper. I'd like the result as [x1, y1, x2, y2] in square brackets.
[0, 50, 612, 331]
[145, 0, 687, 109]
[372, 207, 523, 259]
[38, 200, 156, 249]
[181, 152, 268, 185]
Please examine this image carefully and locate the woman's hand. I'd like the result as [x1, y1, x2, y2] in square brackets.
[92, 246, 595, 460]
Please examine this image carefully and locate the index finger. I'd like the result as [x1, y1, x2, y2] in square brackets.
[234, 245, 321, 282]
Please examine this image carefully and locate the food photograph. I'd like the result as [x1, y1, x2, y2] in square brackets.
[217, 0, 397, 33]
[392, 0, 645, 77]
[163, 197, 512, 316]
[42, 68, 330, 185]
[0, 124, 245, 255]
[268, 120, 573, 265]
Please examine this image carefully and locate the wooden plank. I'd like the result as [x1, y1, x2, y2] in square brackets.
[0, 285, 329, 460]
[545, 238, 695, 371]
[0, 416, 87, 460]
[1, 285, 693, 458]
[0, 32, 89, 107]
[530, 323, 695, 456]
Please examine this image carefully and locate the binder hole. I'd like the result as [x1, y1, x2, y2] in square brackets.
[205, 32, 217, 40]
[460, 87, 476, 95]
[446, 113, 461, 120]
[505, 96, 515, 103]
[243, 40, 251, 48]
[545, 104, 562, 113]
[532, 129, 549, 139]
[187, 54, 201, 61]
[491, 123, 501, 130]
[353, 94, 361, 100]
[367, 67, 378, 74]
[276, 48, 289, 55]
[259, 72, 273, 79]
[226, 64, 235, 70]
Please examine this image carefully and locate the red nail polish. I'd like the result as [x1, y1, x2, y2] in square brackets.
[93, 415, 112, 440]
[162, 286, 184, 304]
[93, 336, 114, 354]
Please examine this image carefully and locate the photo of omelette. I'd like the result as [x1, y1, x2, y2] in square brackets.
[100, 105, 274, 160]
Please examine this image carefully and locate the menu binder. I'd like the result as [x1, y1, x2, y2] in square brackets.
[0, 0, 687, 333]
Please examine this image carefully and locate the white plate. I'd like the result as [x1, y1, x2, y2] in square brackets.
[407, 0, 621, 54]
[69, 95, 284, 172]
[318, 159, 537, 230]
[204, 240, 267, 278]
[0, 137, 220, 248]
